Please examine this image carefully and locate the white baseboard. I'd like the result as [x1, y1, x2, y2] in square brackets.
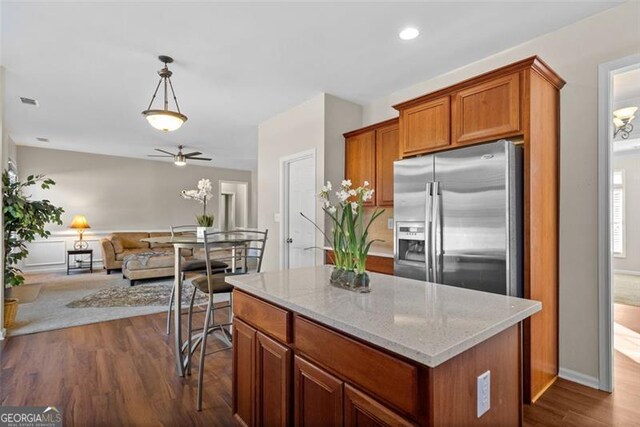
[614, 269, 640, 276]
[558, 367, 600, 390]
[25, 261, 104, 274]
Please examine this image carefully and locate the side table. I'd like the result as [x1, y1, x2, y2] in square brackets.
[67, 249, 93, 275]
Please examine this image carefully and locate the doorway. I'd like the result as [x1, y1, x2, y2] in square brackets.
[280, 150, 316, 270]
[598, 54, 640, 392]
[218, 181, 248, 231]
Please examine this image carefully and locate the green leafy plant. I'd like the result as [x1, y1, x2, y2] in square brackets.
[3, 171, 64, 288]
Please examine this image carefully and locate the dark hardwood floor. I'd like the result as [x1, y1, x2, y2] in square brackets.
[2, 309, 639, 426]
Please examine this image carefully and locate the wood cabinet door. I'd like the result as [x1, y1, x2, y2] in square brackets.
[400, 96, 450, 157]
[256, 332, 292, 427]
[294, 356, 344, 427]
[344, 385, 415, 427]
[452, 72, 521, 146]
[345, 130, 376, 206]
[233, 319, 256, 427]
[375, 122, 399, 206]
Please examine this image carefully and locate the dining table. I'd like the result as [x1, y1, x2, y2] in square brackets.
[142, 231, 264, 377]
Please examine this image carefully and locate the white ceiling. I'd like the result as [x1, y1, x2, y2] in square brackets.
[3, 1, 621, 170]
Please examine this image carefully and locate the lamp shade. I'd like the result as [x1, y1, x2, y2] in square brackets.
[69, 215, 90, 230]
[613, 107, 638, 121]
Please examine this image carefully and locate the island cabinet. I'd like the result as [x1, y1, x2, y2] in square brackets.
[344, 118, 399, 207]
[231, 287, 527, 427]
[393, 56, 565, 403]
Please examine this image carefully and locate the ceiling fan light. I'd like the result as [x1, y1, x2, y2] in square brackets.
[174, 153, 187, 166]
[142, 110, 187, 132]
[174, 159, 187, 166]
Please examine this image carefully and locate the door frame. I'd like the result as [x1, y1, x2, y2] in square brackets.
[279, 149, 316, 270]
[597, 54, 640, 392]
[218, 180, 249, 230]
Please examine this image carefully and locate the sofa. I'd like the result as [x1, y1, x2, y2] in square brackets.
[100, 232, 176, 274]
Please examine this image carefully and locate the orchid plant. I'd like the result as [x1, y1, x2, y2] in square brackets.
[181, 178, 214, 227]
[304, 179, 384, 276]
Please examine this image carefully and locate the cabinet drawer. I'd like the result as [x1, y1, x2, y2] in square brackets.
[452, 72, 521, 145]
[294, 316, 419, 418]
[233, 290, 291, 343]
[325, 251, 394, 275]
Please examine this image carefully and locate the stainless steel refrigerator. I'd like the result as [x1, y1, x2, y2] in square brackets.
[393, 139, 523, 297]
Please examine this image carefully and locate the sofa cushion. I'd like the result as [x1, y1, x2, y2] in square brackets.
[123, 252, 175, 271]
[149, 232, 172, 249]
[114, 232, 150, 250]
[110, 236, 124, 253]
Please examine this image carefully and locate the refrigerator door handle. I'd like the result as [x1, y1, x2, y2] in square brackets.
[425, 182, 434, 282]
[431, 181, 441, 283]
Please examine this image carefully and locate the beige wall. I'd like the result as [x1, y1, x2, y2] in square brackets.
[257, 94, 362, 272]
[16, 146, 253, 232]
[613, 152, 640, 273]
[361, 2, 640, 382]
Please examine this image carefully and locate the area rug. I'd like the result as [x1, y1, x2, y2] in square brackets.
[8, 272, 228, 337]
[66, 283, 207, 308]
[614, 273, 640, 307]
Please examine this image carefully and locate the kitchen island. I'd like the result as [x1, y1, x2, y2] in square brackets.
[226, 266, 540, 426]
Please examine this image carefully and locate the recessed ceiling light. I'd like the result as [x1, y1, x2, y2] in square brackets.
[36, 137, 49, 142]
[20, 97, 39, 106]
[399, 27, 419, 41]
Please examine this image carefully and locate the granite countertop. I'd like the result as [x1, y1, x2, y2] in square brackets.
[226, 266, 541, 368]
[323, 243, 394, 259]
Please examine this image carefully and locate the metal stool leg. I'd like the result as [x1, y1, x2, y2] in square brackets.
[166, 282, 175, 335]
[197, 293, 214, 411]
[186, 286, 198, 376]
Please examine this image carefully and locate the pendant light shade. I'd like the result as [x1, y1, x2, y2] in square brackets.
[143, 110, 187, 132]
[142, 55, 188, 132]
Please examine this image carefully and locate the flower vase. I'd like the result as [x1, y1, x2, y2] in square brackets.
[349, 272, 371, 293]
[196, 227, 214, 238]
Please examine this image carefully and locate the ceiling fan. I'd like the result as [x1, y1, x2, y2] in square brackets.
[148, 145, 211, 166]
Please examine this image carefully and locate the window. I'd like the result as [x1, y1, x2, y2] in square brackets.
[612, 170, 625, 257]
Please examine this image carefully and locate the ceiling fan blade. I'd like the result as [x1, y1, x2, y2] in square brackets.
[190, 157, 212, 161]
[183, 151, 202, 157]
[148, 155, 174, 158]
[154, 148, 176, 156]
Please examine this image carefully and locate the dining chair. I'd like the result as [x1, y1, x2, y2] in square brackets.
[187, 228, 268, 411]
[165, 225, 229, 335]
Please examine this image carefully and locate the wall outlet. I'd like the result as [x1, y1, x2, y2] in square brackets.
[477, 370, 491, 418]
[274, 213, 281, 223]
[387, 218, 394, 230]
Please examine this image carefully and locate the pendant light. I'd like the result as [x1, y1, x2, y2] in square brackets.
[142, 55, 188, 132]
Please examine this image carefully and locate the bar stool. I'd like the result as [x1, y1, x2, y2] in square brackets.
[187, 228, 268, 411]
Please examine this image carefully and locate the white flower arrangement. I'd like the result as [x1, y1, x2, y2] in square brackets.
[302, 179, 384, 276]
[181, 179, 215, 227]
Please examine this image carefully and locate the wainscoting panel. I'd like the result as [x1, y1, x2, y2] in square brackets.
[23, 240, 66, 268]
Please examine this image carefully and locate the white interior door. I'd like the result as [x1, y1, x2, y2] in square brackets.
[285, 156, 316, 269]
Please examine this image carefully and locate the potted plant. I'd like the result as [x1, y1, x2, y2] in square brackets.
[3, 171, 64, 327]
[181, 178, 214, 237]
[303, 179, 384, 292]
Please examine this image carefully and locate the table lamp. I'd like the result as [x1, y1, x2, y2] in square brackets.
[69, 215, 91, 249]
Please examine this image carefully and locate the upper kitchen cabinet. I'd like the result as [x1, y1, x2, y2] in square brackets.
[451, 72, 521, 146]
[344, 118, 399, 207]
[375, 121, 399, 206]
[344, 129, 376, 206]
[399, 96, 450, 157]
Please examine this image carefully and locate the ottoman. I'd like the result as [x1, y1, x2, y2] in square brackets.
[123, 252, 176, 286]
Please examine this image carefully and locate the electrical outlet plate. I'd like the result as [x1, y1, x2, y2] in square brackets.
[387, 218, 394, 230]
[477, 370, 491, 418]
